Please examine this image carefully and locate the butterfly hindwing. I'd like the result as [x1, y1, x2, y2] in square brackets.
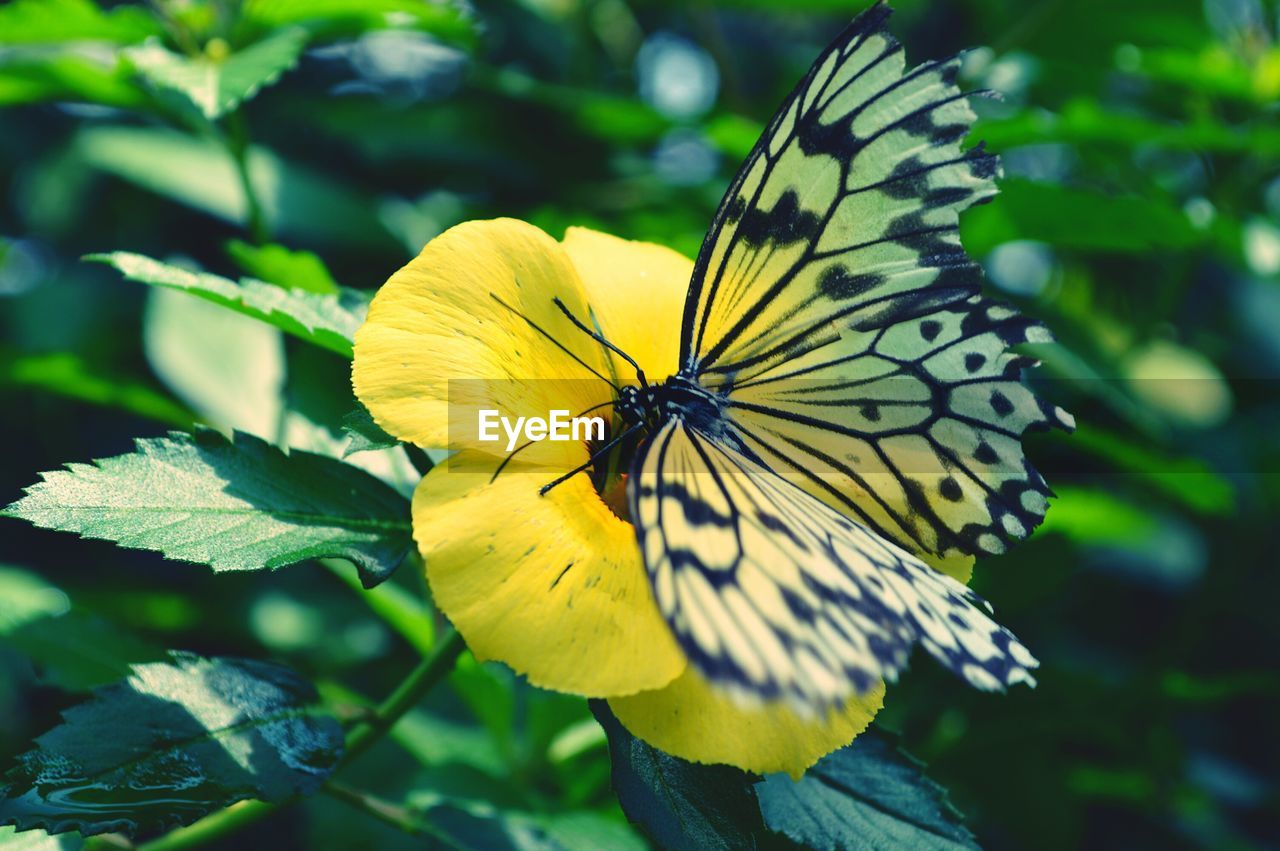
[680, 2, 1071, 560]
[630, 419, 1039, 712]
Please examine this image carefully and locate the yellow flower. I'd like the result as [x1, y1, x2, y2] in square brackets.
[353, 218, 973, 777]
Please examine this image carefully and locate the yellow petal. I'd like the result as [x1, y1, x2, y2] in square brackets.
[353, 218, 612, 456]
[609, 668, 883, 779]
[414, 450, 685, 696]
[562, 227, 692, 381]
[930, 551, 974, 583]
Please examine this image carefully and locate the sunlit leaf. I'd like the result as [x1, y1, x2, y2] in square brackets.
[534, 811, 645, 851]
[124, 28, 308, 121]
[756, 730, 978, 851]
[0, 0, 160, 45]
[1131, 45, 1280, 103]
[0, 347, 195, 428]
[0, 568, 163, 692]
[226, 240, 340, 294]
[3, 609, 165, 693]
[73, 126, 397, 249]
[90, 252, 363, 358]
[963, 179, 1200, 255]
[0, 54, 147, 108]
[1068, 425, 1235, 515]
[143, 287, 285, 437]
[975, 100, 1280, 157]
[406, 801, 645, 851]
[1122, 340, 1233, 429]
[2, 429, 412, 588]
[341, 405, 400, 457]
[472, 66, 668, 145]
[0, 567, 68, 636]
[1035, 486, 1161, 545]
[0, 825, 82, 850]
[0, 654, 342, 836]
[704, 112, 762, 162]
[239, 0, 479, 48]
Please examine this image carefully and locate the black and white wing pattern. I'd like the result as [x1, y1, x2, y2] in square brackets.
[630, 419, 1039, 712]
[679, 3, 1073, 561]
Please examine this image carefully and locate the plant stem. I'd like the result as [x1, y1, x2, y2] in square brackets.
[225, 111, 269, 244]
[343, 628, 465, 765]
[322, 781, 461, 848]
[135, 801, 277, 851]
[133, 628, 466, 851]
[404, 443, 435, 477]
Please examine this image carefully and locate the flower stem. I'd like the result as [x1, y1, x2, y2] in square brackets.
[225, 111, 268, 245]
[133, 801, 276, 851]
[342, 628, 465, 765]
[130, 628, 466, 851]
[322, 781, 462, 848]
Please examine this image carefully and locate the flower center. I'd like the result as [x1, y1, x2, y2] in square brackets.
[585, 415, 640, 523]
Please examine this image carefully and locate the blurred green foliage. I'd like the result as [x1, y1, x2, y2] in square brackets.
[1, 0, 1278, 848]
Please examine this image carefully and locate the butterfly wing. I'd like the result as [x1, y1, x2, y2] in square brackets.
[631, 418, 1038, 711]
[680, 3, 1071, 560]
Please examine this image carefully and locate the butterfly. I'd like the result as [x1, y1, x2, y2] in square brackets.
[542, 1, 1073, 714]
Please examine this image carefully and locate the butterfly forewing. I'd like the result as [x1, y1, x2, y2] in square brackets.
[630, 420, 1039, 713]
[679, 2, 1071, 560]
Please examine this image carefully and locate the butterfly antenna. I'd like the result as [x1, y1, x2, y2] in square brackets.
[551, 297, 649, 388]
[539, 422, 642, 496]
[490, 293, 620, 391]
[489, 400, 615, 484]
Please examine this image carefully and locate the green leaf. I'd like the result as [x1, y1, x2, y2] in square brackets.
[123, 28, 308, 120]
[590, 701, 765, 850]
[1067, 425, 1235, 515]
[0, 568, 165, 692]
[0, 567, 68, 636]
[321, 560, 435, 655]
[962, 179, 1200, 255]
[975, 99, 1280, 157]
[341, 405, 400, 457]
[388, 711, 505, 778]
[225, 240, 340, 294]
[1131, 45, 1280, 103]
[406, 802, 644, 851]
[756, 729, 978, 851]
[0, 654, 343, 836]
[534, 811, 646, 851]
[89, 252, 363, 358]
[3, 609, 166, 693]
[73, 126, 397, 250]
[1034, 486, 1161, 546]
[0, 347, 195, 428]
[0, 825, 81, 850]
[0, 54, 148, 108]
[2, 429, 412, 588]
[0, 0, 160, 45]
[143, 287, 285, 436]
[473, 66, 668, 145]
[238, 0, 479, 48]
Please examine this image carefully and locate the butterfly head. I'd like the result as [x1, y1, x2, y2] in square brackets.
[614, 384, 654, 427]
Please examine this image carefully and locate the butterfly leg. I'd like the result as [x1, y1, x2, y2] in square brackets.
[539, 422, 644, 496]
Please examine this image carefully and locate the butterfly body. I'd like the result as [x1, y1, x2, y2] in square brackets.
[616, 375, 733, 442]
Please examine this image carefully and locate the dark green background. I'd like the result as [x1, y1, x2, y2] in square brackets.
[2, 0, 1278, 848]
